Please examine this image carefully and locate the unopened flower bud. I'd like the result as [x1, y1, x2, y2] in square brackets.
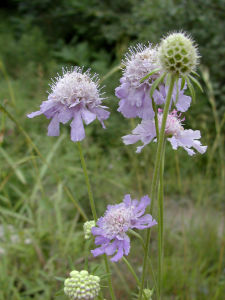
[143, 288, 153, 299]
[158, 32, 199, 76]
[83, 220, 95, 240]
[64, 270, 100, 300]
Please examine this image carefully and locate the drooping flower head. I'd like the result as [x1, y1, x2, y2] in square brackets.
[91, 194, 157, 262]
[115, 44, 161, 120]
[158, 32, 199, 77]
[123, 109, 207, 155]
[64, 270, 100, 300]
[27, 67, 110, 142]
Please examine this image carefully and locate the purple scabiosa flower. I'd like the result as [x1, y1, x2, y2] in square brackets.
[154, 80, 192, 112]
[27, 67, 110, 142]
[123, 109, 207, 155]
[91, 194, 157, 262]
[115, 44, 160, 120]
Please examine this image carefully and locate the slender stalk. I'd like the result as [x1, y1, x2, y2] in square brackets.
[84, 239, 92, 270]
[77, 141, 116, 300]
[104, 255, 116, 300]
[77, 141, 97, 221]
[130, 118, 143, 196]
[0, 61, 16, 106]
[157, 142, 165, 299]
[138, 75, 176, 300]
[122, 257, 140, 285]
[129, 230, 159, 298]
[151, 98, 159, 138]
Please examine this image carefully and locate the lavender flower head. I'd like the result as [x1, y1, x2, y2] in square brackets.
[91, 194, 157, 262]
[123, 109, 207, 156]
[27, 67, 110, 142]
[115, 44, 160, 120]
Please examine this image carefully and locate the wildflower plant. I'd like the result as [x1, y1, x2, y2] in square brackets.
[27, 31, 207, 300]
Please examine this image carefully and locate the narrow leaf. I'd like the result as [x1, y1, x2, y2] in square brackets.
[140, 68, 161, 83]
[185, 76, 195, 102]
[189, 74, 203, 92]
[181, 76, 186, 90]
[0, 147, 26, 184]
[191, 71, 200, 77]
[150, 72, 166, 98]
[175, 76, 179, 104]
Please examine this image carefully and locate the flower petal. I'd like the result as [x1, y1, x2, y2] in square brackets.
[81, 108, 96, 125]
[70, 112, 85, 142]
[47, 114, 60, 136]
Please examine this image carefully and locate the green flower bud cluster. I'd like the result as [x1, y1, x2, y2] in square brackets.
[64, 270, 100, 300]
[158, 32, 199, 76]
[83, 220, 95, 240]
[143, 289, 153, 299]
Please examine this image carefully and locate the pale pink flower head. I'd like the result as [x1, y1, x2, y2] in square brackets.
[123, 109, 207, 156]
[27, 67, 110, 142]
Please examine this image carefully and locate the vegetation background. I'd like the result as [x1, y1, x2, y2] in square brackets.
[0, 0, 224, 299]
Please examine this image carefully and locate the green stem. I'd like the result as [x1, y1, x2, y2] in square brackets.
[77, 141, 116, 300]
[122, 257, 140, 285]
[138, 75, 176, 300]
[104, 255, 116, 300]
[151, 98, 159, 138]
[77, 141, 97, 221]
[84, 239, 91, 271]
[157, 142, 165, 299]
[129, 230, 159, 298]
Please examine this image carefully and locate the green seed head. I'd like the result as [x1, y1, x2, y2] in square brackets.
[83, 220, 95, 240]
[158, 32, 199, 76]
[64, 270, 100, 300]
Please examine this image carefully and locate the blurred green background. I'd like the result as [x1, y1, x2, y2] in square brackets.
[0, 1, 224, 299]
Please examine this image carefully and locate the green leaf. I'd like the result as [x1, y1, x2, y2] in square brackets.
[175, 76, 179, 104]
[0, 147, 26, 184]
[185, 76, 196, 102]
[140, 68, 161, 83]
[189, 74, 203, 92]
[0, 207, 33, 224]
[150, 72, 166, 98]
[191, 71, 200, 77]
[165, 73, 171, 86]
[55, 276, 66, 282]
[181, 76, 186, 90]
